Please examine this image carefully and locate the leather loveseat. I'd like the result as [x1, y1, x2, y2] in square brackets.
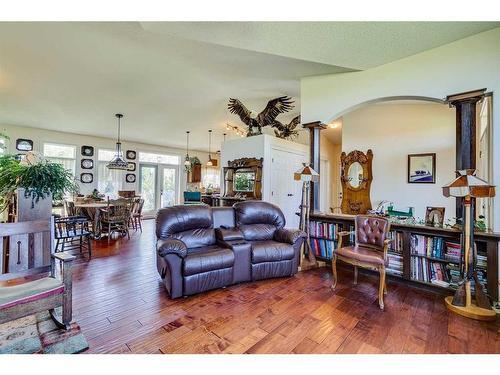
[156, 201, 305, 298]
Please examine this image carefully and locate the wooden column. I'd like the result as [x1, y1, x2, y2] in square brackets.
[446, 88, 486, 217]
[303, 121, 327, 211]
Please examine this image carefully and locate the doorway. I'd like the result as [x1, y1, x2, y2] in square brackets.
[139, 163, 179, 215]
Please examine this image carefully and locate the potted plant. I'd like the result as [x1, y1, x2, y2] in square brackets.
[0, 152, 78, 221]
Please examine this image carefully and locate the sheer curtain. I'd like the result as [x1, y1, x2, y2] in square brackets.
[97, 161, 123, 199]
[202, 166, 221, 190]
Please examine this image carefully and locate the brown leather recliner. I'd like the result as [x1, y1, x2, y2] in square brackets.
[156, 201, 305, 298]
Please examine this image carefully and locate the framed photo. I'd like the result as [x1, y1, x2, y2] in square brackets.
[81, 158, 94, 169]
[127, 162, 136, 172]
[125, 173, 136, 183]
[80, 173, 93, 183]
[126, 150, 136, 160]
[425, 207, 445, 227]
[81, 145, 94, 157]
[407, 153, 436, 184]
[16, 138, 33, 152]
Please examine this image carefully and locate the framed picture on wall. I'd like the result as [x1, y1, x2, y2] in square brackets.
[127, 162, 136, 172]
[81, 145, 94, 157]
[126, 150, 136, 160]
[407, 153, 436, 184]
[81, 158, 94, 169]
[125, 173, 136, 183]
[425, 207, 445, 227]
[16, 138, 33, 152]
[80, 173, 93, 183]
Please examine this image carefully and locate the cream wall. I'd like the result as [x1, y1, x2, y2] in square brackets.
[320, 135, 341, 212]
[1, 124, 213, 201]
[301, 26, 500, 231]
[342, 103, 456, 221]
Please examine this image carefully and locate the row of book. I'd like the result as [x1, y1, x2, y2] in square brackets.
[386, 253, 403, 277]
[309, 238, 334, 259]
[387, 231, 403, 254]
[410, 234, 461, 262]
[309, 221, 339, 240]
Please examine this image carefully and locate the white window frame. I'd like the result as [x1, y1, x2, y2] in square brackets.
[42, 142, 77, 176]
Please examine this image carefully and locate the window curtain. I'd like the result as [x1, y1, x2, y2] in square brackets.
[202, 166, 221, 189]
[98, 161, 123, 198]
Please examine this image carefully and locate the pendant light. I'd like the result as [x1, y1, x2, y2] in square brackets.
[107, 113, 128, 170]
[206, 129, 213, 166]
[184, 131, 191, 166]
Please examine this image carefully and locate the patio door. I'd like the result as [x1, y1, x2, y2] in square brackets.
[139, 163, 179, 215]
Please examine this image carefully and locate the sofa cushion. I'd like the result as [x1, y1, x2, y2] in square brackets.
[172, 228, 216, 248]
[239, 223, 277, 241]
[251, 240, 295, 264]
[183, 246, 235, 276]
[234, 201, 285, 228]
[0, 277, 64, 310]
[336, 245, 386, 266]
[156, 205, 213, 239]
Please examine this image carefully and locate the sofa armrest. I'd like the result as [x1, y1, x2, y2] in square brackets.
[215, 227, 244, 242]
[274, 228, 306, 245]
[157, 238, 188, 258]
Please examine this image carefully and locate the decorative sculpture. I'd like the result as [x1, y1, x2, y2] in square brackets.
[228, 96, 295, 136]
[273, 115, 301, 140]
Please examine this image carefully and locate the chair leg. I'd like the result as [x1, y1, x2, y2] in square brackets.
[353, 266, 358, 285]
[87, 236, 92, 259]
[108, 223, 111, 243]
[138, 217, 142, 232]
[378, 267, 386, 310]
[331, 254, 338, 290]
[384, 281, 387, 295]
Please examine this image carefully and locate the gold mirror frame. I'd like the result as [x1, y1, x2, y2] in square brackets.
[340, 149, 373, 214]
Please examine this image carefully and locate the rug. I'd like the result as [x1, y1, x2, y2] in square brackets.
[0, 311, 88, 354]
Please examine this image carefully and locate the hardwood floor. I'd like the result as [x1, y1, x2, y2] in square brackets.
[71, 219, 500, 354]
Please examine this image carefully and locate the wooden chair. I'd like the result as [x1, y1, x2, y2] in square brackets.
[331, 215, 392, 310]
[100, 198, 133, 243]
[54, 216, 92, 258]
[0, 217, 75, 329]
[63, 200, 77, 217]
[129, 198, 145, 232]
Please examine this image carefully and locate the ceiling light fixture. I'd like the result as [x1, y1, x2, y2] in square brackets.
[226, 123, 245, 137]
[207, 129, 213, 166]
[184, 131, 191, 166]
[107, 113, 128, 170]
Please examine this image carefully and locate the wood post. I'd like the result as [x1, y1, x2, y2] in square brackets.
[446, 88, 486, 217]
[303, 121, 327, 212]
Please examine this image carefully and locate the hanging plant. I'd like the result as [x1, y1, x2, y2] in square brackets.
[0, 153, 79, 211]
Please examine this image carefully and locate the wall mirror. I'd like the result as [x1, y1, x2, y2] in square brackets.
[223, 157, 263, 199]
[347, 161, 364, 189]
[340, 149, 373, 214]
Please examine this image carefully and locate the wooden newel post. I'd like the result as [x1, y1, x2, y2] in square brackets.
[445, 88, 486, 217]
[302, 121, 327, 212]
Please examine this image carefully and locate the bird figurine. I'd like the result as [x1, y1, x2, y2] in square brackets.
[272, 115, 301, 140]
[228, 96, 294, 136]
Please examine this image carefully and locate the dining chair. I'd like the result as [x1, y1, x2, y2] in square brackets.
[129, 198, 145, 232]
[63, 200, 77, 216]
[331, 215, 392, 310]
[100, 198, 133, 243]
[54, 216, 92, 258]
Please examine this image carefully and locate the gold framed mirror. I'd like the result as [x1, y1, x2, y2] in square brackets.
[340, 149, 373, 214]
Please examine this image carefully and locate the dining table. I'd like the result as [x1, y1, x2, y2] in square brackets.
[74, 201, 112, 239]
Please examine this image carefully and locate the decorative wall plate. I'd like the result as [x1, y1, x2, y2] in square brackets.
[126, 150, 136, 160]
[81, 158, 94, 169]
[80, 173, 93, 183]
[81, 145, 94, 156]
[127, 162, 136, 172]
[16, 139, 33, 151]
[125, 173, 136, 183]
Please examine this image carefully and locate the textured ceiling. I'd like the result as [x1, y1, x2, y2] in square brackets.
[0, 22, 497, 152]
[141, 22, 500, 70]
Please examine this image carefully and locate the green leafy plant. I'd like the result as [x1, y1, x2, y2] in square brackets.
[0, 154, 78, 211]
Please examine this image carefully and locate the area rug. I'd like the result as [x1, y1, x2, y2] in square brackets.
[0, 311, 88, 354]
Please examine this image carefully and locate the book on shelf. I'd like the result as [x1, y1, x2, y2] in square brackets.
[309, 221, 338, 240]
[386, 253, 403, 277]
[309, 238, 334, 259]
[387, 231, 403, 253]
[410, 234, 461, 262]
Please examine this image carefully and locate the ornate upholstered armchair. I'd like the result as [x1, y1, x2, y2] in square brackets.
[331, 215, 391, 310]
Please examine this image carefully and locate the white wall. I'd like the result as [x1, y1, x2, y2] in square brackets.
[1, 124, 212, 200]
[342, 103, 456, 221]
[301, 26, 500, 231]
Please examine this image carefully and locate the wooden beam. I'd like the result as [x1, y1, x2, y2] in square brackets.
[303, 121, 327, 211]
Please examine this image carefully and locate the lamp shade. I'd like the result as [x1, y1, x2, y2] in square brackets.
[442, 169, 495, 198]
[294, 163, 319, 182]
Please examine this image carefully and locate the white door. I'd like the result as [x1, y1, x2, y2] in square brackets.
[270, 148, 307, 228]
[139, 163, 179, 215]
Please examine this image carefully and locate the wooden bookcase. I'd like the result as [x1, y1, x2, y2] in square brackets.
[308, 213, 500, 302]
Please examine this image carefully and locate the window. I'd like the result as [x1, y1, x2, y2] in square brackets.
[202, 166, 220, 190]
[0, 137, 6, 155]
[43, 143, 76, 175]
[234, 170, 255, 192]
[139, 152, 179, 165]
[98, 149, 123, 198]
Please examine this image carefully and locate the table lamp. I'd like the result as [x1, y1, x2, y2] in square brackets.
[442, 169, 496, 321]
[294, 163, 319, 265]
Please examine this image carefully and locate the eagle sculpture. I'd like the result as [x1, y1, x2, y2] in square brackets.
[272, 115, 301, 140]
[228, 96, 295, 136]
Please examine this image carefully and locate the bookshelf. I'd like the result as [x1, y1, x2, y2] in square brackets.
[308, 212, 500, 302]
